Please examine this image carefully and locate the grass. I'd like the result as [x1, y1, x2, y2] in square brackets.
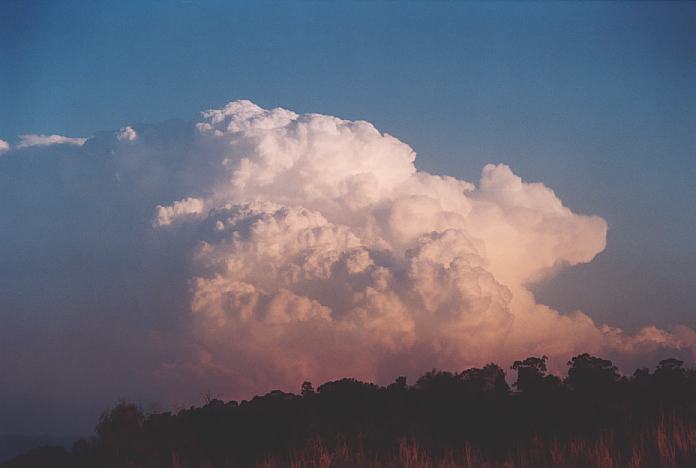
[255, 415, 696, 468]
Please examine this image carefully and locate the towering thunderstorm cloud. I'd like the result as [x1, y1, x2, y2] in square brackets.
[1, 101, 694, 431]
[153, 101, 695, 394]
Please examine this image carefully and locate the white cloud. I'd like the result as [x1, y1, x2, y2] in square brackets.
[17, 134, 87, 148]
[151, 101, 695, 395]
[0, 139, 9, 154]
[117, 126, 137, 141]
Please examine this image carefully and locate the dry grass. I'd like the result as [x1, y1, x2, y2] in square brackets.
[256, 415, 696, 468]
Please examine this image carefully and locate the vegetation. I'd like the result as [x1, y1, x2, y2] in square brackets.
[4, 354, 696, 467]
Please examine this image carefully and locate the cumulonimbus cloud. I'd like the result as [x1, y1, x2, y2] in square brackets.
[1, 100, 694, 428]
[149, 100, 696, 396]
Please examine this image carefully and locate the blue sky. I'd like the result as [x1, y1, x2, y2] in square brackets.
[0, 0, 695, 434]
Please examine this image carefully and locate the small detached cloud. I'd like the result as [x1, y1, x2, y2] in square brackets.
[0, 139, 9, 154]
[117, 126, 137, 142]
[17, 134, 87, 148]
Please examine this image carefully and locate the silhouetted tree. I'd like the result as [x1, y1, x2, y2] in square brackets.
[565, 353, 620, 393]
[388, 376, 408, 391]
[654, 358, 691, 403]
[301, 381, 315, 397]
[415, 369, 459, 391]
[461, 364, 509, 395]
[95, 401, 146, 465]
[512, 356, 548, 393]
[656, 357, 685, 376]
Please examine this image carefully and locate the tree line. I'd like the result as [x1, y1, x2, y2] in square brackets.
[5, 353, 696, 467]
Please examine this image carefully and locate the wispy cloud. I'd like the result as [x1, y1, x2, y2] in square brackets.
[16, 134, 87, 148]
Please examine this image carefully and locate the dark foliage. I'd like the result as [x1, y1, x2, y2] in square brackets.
[5, 355, 696, 467]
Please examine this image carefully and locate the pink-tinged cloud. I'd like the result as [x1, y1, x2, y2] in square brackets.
[152, 101, 696, 397]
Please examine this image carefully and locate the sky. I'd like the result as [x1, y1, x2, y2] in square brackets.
[0, 1, 695, 435]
